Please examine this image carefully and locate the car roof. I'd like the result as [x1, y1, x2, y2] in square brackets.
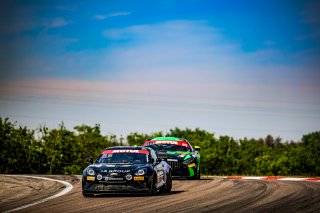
[148, 136, 187, 141]
[105, 146, 152, 151]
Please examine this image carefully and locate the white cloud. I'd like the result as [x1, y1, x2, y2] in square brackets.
[96, 19, 320, 112]
[48, 18, 73, 28]
[93, 12, 131, 20]
[99, 21, 249, 81]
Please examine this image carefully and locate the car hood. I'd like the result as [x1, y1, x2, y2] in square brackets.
[91, 163, 145, 173]
[156, 151, 190, 159]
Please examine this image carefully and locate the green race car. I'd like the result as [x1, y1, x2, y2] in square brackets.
[142, 137, 201, 179]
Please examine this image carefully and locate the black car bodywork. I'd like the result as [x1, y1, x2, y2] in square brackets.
[142, 137, 201, 179]
[82, 146, 172, 196]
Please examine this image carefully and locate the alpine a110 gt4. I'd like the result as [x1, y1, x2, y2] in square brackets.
[142, 137, 201, 179]
[82, 146, 172, 196]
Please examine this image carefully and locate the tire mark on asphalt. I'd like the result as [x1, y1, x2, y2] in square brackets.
[255, 181, 320, 212]
[4, 177, 320, 213]
[2, 175, 73, 213]
[174, 179, 278, 212]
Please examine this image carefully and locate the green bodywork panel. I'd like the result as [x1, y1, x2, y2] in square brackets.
[189, 167, 194, 177]
[184, 155, 191, 160]
[166, 151, 189, 155]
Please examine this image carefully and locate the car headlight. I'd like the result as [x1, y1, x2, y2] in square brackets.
[135, 169, 146, 176]
[178, 154, 186, 158]
[87, 168, 95, 176]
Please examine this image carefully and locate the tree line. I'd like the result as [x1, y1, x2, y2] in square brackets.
[1, 117, 319, 176]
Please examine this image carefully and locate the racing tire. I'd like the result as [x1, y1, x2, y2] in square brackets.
[160, 171, 172, 193]
[196, 165, 201, 180]
[196, 170, 201, 180]
[149, 173, 157, 195]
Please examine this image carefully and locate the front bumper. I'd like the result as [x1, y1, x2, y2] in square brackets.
[82, 176, 152, 194]
[166, 160, 196, 177]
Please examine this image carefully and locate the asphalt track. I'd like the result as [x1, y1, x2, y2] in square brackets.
[1, 175, 320, 213]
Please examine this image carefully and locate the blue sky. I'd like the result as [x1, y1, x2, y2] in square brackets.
[0, 0, 319, 141]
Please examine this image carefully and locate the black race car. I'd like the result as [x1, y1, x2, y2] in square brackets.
[82, 146, 172, 196]
[142, 137, 201, 179]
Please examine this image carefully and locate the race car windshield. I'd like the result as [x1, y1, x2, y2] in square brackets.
[96, 153, 148, 164]
[148, 144, 191, 152]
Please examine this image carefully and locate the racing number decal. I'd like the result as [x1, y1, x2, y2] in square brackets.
[157, 170, 164, 183]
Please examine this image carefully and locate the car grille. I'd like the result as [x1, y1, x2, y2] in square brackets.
[167, 160, 182, 171]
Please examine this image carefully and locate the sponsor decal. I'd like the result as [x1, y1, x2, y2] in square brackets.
[87, 176, 95, 181]
[105, 177, 124, 181]
[108, 170, 130, 173]
[102, 149, 150, 155]
[155, 141, 178, 145]
[188, 163, 196, 168]
[180, 142, 190, 148]
[126, 174, 133, 180]
[110, 173, 119, 176]
[113, 150, 139, 153]
[147, 140, 190, 148]
[134, 176, 144, 181]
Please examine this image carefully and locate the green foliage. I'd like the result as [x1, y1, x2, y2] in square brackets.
[0, 118, 116, 174]
[127, 132, 162, 146]
[0, 118, 41, 174]
[0, 117, 319, 176]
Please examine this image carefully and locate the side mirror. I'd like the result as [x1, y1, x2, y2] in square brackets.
[194, 146, 201, 151]
[86, 157, 93, 164]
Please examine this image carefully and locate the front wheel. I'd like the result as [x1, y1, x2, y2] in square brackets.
[196, 169, 201, 180]
[149, 173, 157, 195]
